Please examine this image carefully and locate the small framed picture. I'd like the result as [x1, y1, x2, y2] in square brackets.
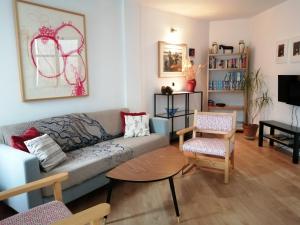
[158, 41, 187, 78]
[290, 36, 300, 62]
[189, 48, 195, 57]
[275, 40, 288, 63]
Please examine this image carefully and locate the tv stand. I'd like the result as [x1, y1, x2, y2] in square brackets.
[259, 120, 300, 164]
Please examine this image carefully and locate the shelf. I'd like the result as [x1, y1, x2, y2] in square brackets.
[208, 68, 247, 72]
[264, 134, 294, 147]
[154, 91, 202, 96]
[208, 90, 244, 93]
[209, 52, 247, 57]
[156, 110, 194, 119]
[208, 105, 244, 111]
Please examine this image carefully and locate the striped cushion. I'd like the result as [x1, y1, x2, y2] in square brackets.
[24, 134, 67, 172]
[0, 201, 72, 225]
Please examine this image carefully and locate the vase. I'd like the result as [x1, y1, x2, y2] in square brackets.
[186, 79, 196, 92]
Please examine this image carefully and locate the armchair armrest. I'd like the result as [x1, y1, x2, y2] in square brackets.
[149, 117, 169, 136]
[0, 144, 43, 212]
[0, 172, 68, 202]
[176, 127, 195, 136]
[52, 203, 110, 225]
[224, 130, 236, 140]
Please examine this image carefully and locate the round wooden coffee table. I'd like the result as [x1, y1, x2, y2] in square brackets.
[105, 146, 187, 222]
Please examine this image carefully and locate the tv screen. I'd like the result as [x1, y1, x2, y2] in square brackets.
[278, 75, 300, 106]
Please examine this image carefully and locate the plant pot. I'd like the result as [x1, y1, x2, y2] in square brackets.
[243, 123, 259, 140]
[186, 79, 196, 92]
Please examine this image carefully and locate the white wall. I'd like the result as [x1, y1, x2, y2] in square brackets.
[125, 1, 209, 114]
[250, 0, 300, 125]
[0, 0, 125, 126]
[209, 19, 251, 49]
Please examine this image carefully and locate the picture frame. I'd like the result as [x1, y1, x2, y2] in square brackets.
[289, 36, 300, 62]
[158, 41, 187, 78]
[15, 0, 89, 101]
[275, 39, 288, 63]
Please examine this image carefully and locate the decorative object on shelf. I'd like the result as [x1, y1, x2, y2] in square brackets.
[208, 99, 215, 106]
[189, 48, 195, 57]
[161, 86, 174, 95]
[183, 59, 196, 92]
[209, 55, 247, 69]
[216, 103, 226, 107]
[15, 0, 89, 101]
[243, 68, 272, 140]
[219, 45, 234, 54]
[239, 40, 245, 53]
[289, 36, 300, 62]
[158, 41, 187, 77]
[212, 42, 218, 54]
[165, 108, 179, 117]
[275, 39, 289, 63]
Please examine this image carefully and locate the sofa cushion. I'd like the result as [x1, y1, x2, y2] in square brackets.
[124, 114, 150, 138]
[35, 114, 113, 152]
[41, 133, 169, 197]
[10, 127, 40, 152]
[25, 134, 67, 172]
[0, 201, 71, 225]
[120, 111, 146, 134]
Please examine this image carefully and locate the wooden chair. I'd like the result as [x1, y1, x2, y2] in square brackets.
[177, 110, 236, 184]
[0, 173, 110, 225]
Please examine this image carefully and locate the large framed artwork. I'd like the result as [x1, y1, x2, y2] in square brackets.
[275, 39, 288, 64]
[15, 0, 89, 101]
[289, 36, 300, 62]
[158, 41, 187, 78]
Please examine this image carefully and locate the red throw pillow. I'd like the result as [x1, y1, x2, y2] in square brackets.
[10, 127, 40, 152]
[120, 111, 146, 134]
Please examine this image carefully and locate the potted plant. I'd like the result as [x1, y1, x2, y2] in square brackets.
[243, 68, 272, 140]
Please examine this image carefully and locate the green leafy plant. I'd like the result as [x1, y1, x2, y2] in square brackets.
[243, 68, 272, 124]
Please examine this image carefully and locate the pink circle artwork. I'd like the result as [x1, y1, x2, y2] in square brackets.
[30, 22, 86, 96]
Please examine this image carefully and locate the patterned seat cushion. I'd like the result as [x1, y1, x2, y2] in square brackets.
[0, 201, 72, 225]
[182, 138, 234, 157]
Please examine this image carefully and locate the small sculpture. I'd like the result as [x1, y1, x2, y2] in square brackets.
[219, 45, 234, 54]
[161, 86, 173, 95]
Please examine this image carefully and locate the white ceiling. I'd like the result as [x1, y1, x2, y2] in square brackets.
[136, 0, 287, 20]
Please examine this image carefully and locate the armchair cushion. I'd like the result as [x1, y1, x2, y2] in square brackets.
[0, 201, 72, 225]
[182, 138, 234, 157]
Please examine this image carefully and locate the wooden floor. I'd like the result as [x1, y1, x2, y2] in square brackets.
[2, 134, 300, 224]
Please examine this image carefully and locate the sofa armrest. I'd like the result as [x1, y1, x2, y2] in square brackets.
[149, 117, 169, 136]
[0, 144, 43, 212]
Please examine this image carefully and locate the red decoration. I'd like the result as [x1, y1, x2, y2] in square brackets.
[120, 111, 146, 134]
[10, 127, 40, 152]
[186, 79, 196, 92]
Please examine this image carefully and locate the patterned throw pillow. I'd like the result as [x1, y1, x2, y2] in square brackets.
[24, 134, 67, 172]
[34, 114, 113, 152]
[124, 115, 150, 138]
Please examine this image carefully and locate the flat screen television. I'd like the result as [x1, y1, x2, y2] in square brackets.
[278, 75, 300, 106]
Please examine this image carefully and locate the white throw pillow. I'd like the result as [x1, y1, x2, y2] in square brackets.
[24, 134, 67, 172]
[124, 114, 150, 138]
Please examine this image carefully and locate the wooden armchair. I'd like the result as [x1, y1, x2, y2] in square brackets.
[177, 110, 236, 184]
[0, 173, 110, 225]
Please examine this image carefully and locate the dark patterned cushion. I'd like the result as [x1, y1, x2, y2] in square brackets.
[34, 114, 113, 152]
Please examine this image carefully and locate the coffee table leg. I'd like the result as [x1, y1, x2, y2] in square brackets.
[169, 177, 180, 223]
[104, 180, 114, 223]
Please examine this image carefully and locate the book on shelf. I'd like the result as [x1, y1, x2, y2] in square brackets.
[209, 55, 248, 69]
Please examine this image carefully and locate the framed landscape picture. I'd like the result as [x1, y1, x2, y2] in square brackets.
[158, 41, 187, 78]
[289, 36, 300, 62]
[275, 39, 288, 63]
[15, 0, 89, 101]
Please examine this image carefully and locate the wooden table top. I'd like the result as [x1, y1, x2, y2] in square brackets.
[106, 146, 187, 182]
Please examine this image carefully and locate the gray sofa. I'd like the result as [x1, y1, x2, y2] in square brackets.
[0, 108, 169, 212]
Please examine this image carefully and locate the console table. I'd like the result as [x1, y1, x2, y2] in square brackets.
[154, 91, 203, 140]
[259, 120, 300, 164]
